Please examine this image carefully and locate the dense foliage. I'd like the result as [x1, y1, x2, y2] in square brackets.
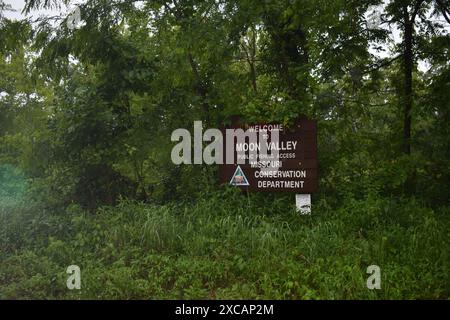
[0, 0, 449, 299]
[1, 191, 449, 299]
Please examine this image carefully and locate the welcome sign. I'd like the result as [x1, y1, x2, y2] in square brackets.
[219, 118, 318, 193]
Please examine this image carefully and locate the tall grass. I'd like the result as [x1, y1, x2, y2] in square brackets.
[0, 191, 449, 299]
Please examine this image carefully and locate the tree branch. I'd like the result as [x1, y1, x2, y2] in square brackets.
[361, 54, 403, 75]
[436, 0, 450, 24]
[410, 0, 425, 23]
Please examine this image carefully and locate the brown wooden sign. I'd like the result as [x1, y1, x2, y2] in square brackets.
[219, 118, 318, 193]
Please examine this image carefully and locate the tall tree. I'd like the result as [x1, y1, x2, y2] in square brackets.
[381, 0, 449, 194]
[385, 0, 449, 155]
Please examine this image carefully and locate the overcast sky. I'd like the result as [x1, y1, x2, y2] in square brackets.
[3, 0, 67, 20]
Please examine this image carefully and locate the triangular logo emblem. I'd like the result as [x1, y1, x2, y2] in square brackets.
[229, 165, 250, 186]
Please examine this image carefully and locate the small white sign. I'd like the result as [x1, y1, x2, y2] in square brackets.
[296, 194, 311, 214]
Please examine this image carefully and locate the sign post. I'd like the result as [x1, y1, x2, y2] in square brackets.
[219, 118, 318, 212]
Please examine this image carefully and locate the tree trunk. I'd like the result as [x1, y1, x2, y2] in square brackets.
[402, 5, 417, 194]
[403, 19, 413, 155]
[188, 52, 211, 125]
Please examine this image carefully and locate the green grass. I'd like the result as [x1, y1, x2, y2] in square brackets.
[0, 190, 449, 299]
